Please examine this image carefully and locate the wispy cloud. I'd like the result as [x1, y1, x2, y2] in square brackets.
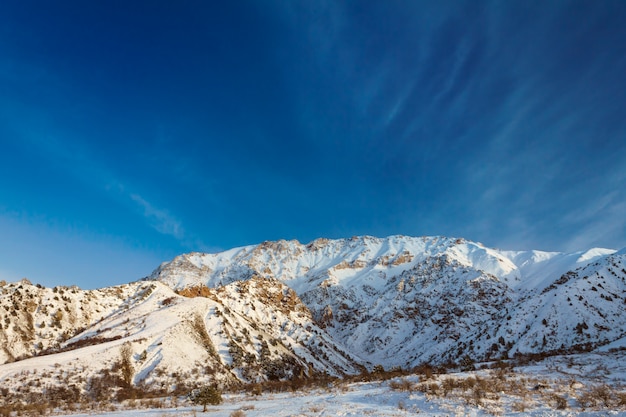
[5, 111, 208, 252]
[562, 191, 626, 251]
[105, 180, 215, 251]
[129, 194, 184, 241]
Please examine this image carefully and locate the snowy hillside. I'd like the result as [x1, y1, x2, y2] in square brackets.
[0, 279, 360, 394]
[148, 235, 625, 367]
[1, 234, 625, 411]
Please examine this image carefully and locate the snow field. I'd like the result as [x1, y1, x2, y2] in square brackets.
[52, 362, 626, 417]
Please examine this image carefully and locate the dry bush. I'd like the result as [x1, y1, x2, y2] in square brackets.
[458, 375, 478, 391]
[464, 384, 487, 407]
[577, 389, 596, 410]
[161, 296, 176, 306]
[246, 383, 263, 396]
[230, 411, 246, 417]
[337, 381, 351, 393]
[389, 377, 414, 392]
[577, 384, 619, 409]
[142, 398, 165, 409]
[413, 363, 435, 381]
[592, 384, 614, 408]
[544, 393, 568, 410]
[511, 400, 529, 412]
[307, 405, 324, 413]
[15, 401, 52, 417]
[440, 377, 457, 397]
[416, 381, 440, 396]
[503, 376, 527, 397]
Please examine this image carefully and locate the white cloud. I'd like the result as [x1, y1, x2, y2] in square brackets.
[129, 194, 184, 241]
[127, 192, 217, 253]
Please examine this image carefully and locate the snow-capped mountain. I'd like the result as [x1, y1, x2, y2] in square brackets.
[148, 235, 624, 367]
[1, 235, 625, 399]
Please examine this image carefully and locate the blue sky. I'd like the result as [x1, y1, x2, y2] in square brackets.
[1, 1, 625, 289]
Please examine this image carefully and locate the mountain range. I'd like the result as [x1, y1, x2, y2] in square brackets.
[1, 235, 625, 396]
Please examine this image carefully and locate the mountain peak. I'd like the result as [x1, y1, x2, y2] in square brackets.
[145, 234, 624, 366]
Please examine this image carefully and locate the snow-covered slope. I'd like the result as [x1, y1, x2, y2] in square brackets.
[0, 279, 143, 363]
[148, 235, 624, 368]
[0, 275, 364, 402]
[499, 247, 616, 291]
[1, 235, 624, 404]
[498, 250, 626, 355]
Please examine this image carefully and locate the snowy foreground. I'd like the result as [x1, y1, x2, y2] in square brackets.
[54, 351, 626, 417]
[54, 384, 462, 417]
[53, 382, 626, 417]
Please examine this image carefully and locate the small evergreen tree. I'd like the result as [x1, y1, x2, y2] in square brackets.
[190, 384, 222, 412]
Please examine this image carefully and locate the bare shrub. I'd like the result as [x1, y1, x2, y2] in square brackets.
[161, 296, 176, 306]
[230, 411, 246, 417]
[416, 381, 440, 396]
[578, 384, 614, 409]
[389, 378, 414, 392]
[142, 398, 164, 409]
[592, 384, 613, 408]
[246, 383, 263, 396]
[511, 400, 528, 412]
[440, 377, 456, 397]
[307, 405, 324, 413]
[547, 393, 567, 410]
[337, 382, 350, 393]
[466, 384, 486, 407]
[577, 389, 596, 410]
[413, 363, 434, 381]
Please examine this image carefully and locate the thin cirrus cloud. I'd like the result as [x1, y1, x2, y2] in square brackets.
[286, 0, 626, 254]
[5, 112, 203, 252]
[0, 47, 212, 255]
[562, 191, 626, 252]
[129, 193, 184, 242]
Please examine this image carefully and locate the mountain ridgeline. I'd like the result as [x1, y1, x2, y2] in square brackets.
[1, 235, 625, 394]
